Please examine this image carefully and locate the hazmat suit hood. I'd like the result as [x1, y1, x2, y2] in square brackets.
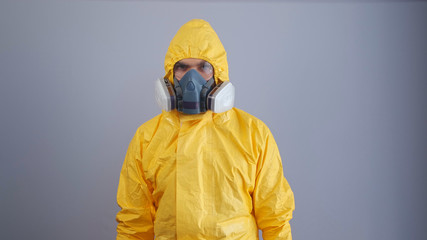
[164, 19, 229, 85]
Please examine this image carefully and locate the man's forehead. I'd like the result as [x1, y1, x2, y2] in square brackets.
[176, 58, 207, 65]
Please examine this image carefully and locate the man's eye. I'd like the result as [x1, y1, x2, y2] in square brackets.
[202, 62, 213, 72]
[175, 64, 188, 71]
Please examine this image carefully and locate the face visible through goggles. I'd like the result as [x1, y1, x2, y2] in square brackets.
[173, 58, 214, 81]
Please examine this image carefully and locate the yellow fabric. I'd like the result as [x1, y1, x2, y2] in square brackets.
[116, 19, 294, 240]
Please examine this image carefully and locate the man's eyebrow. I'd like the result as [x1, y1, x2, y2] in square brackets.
[175, 62, 188, 67]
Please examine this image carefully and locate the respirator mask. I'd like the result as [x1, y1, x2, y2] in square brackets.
[155, 69, 235, 114]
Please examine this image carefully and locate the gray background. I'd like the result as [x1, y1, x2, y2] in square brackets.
[1, 0, 426, 239]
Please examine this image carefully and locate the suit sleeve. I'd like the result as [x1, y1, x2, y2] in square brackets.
[116, 129, 156, 240]
[253, 130, 295, 240]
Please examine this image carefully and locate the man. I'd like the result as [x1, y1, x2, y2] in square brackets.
[116, 19, 295, 240]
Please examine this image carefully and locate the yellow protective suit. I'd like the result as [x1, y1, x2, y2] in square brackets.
[116, 19, 295, 240]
